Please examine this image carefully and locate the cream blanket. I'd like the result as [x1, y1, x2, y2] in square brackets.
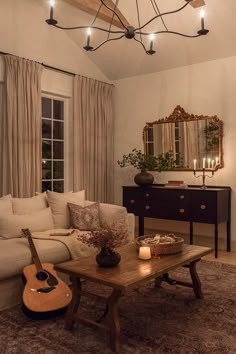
[32, 229, 96, 260]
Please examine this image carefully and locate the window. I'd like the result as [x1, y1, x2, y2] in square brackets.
[41, 96, 65, 192]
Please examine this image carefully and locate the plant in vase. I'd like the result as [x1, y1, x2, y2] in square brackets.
[117, 148, 179, 186]
[77, 223, 128, 267]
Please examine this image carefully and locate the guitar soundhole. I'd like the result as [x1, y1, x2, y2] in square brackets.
[36, 271, 49, 281]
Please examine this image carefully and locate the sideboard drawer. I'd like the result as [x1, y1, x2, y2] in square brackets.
[190, 191, 217, 223]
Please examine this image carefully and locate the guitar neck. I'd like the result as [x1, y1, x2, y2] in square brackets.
[23, 229, 43, 272]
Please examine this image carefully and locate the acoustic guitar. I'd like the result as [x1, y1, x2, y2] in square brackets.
[21, 228, 72, 320]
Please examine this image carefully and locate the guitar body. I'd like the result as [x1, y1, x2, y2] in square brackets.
[21, 229, 72, 320]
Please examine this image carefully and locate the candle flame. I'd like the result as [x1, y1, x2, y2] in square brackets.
[200, 9, 205, 18]
[150, 34, 155, 41]
[87, 27, 91, 36]
[50, 0, 55, 7]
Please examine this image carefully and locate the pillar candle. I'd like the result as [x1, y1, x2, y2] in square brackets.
[203, 158, 206, 169]
[193, 159, 197, 171]
[208, 158, 211, 169]
[139, 246, 151, 260]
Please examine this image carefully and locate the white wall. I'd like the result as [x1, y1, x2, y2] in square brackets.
[114, 56, 236, 249]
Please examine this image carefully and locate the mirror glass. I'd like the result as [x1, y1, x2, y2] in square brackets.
[143, 106, 223, 170]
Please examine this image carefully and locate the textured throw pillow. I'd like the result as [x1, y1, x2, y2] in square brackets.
[12, 194, 48, 215]
[0, 207, 54, 240]
[47, 190, 85, 228]
[68, 202, 101, 231]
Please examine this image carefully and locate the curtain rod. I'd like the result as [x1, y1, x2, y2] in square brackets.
[0, 50, 114, 87]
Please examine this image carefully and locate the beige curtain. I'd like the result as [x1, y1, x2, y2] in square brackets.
[153, 123, 176, 156]
[73, 75, 114, 203]
[0, 55, 42, 197]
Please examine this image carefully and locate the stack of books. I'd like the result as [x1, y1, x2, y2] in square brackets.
[164, 180, 187, 188]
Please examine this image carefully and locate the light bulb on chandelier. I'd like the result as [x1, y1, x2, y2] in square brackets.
[46, 0, 209, 55]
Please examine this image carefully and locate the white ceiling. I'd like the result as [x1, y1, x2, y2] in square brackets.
[52, 0, 236, 80]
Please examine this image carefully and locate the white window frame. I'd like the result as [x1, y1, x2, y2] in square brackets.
[41, 93, 69, 192]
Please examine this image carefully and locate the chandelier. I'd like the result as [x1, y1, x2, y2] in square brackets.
[46, 0, 209, 55]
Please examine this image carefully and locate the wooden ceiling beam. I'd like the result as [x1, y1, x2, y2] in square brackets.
[62, 0, 130, 29]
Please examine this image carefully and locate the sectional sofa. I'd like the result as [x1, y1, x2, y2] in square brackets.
[0, 191, 135, 310]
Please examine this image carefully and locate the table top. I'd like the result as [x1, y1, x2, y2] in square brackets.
[55, 244, 211, 291]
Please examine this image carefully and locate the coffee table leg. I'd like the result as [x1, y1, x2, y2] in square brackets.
[107, 289, 123, 353]
[189, 260, 203, 299]
[65, 276, 82, 330]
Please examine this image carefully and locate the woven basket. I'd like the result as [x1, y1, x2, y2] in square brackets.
[136, 234, 184, 257]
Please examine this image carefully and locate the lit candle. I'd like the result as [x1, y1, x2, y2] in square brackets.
[149, 34, 154, 51]
[211, 159, 215, 170]
[139, 246, 151, 260]
[200, 9, 205, 30]
[86, 27, 91, 47]
[203, 158, 206, 169]
[50, 0, 55, 20]
[193, 159, 197, 171]
[215, 157, 219, 166]
[208, 158, 211, 169]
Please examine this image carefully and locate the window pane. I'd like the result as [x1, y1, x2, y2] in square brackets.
[42, 160, 52, 179]
[42, 140, 52, 159]
[148, 128, 153, 141]
[42, 97, 52, 118]
[53, 100, 64, 120]
[53, 161, 64, 179]
[53, 121, 63, 140]
[42, 181, 52, 192]
[53, 181, 64, 192]
[53, 141, 64, 159]
[42, 119, 52, 139]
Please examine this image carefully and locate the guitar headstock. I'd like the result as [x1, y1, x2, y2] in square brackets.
[21, 228, 32, 238]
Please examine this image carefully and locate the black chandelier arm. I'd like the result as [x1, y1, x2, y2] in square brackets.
[52, 23, 124, 35]
[135, 1, 191, 31]
[87, 34, 126, 51]
[99, 0, 128, 30]
[133, 37, 149, 54]
[136, 30, 202, 38]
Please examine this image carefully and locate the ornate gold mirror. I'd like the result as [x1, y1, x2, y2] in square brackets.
[143, 106, 223, 171]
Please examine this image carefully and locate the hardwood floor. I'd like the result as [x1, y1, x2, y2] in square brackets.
[203, 250, 236, 265]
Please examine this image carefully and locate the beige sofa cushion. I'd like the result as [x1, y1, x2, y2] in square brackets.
[0, 207, 54, 239]
[12, 194, 48, 214]
[0, 237, 70, 280]
[47, 190, 85, 228]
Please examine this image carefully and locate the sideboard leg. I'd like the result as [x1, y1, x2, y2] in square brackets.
[214, 223, 218, 258]
[190, 221, 193, 245]
[139, 216, 144, 236]
[227, 220, 231, 252]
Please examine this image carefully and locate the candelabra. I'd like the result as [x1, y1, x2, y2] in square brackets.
[193, 168, 215, 189]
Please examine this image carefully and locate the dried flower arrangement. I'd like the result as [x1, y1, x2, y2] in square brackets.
[77, 222, 128, 250]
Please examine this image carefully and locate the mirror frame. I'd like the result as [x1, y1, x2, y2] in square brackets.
[143, 105, 224, 171]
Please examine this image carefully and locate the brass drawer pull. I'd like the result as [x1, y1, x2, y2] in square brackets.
[179, 208, 185, 213]
[145, 193, 150, 197]
[180, 195, 185, 199]
[130, 199, 135, 204]
[200, 204, 206, 210]
[145, 205, 151, 210]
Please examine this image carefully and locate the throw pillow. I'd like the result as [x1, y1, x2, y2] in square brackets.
[47, 190, 85, 228]
[68, 202, 101, 231]
[12, 194, 48, 215]
[0, 199, 13, 215]
[0, 207, 54, 240]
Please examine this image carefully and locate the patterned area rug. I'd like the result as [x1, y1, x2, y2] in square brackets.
[1, 260, 236, 354]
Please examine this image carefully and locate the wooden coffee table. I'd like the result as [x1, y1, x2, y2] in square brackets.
[55, 244, 211, 353]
